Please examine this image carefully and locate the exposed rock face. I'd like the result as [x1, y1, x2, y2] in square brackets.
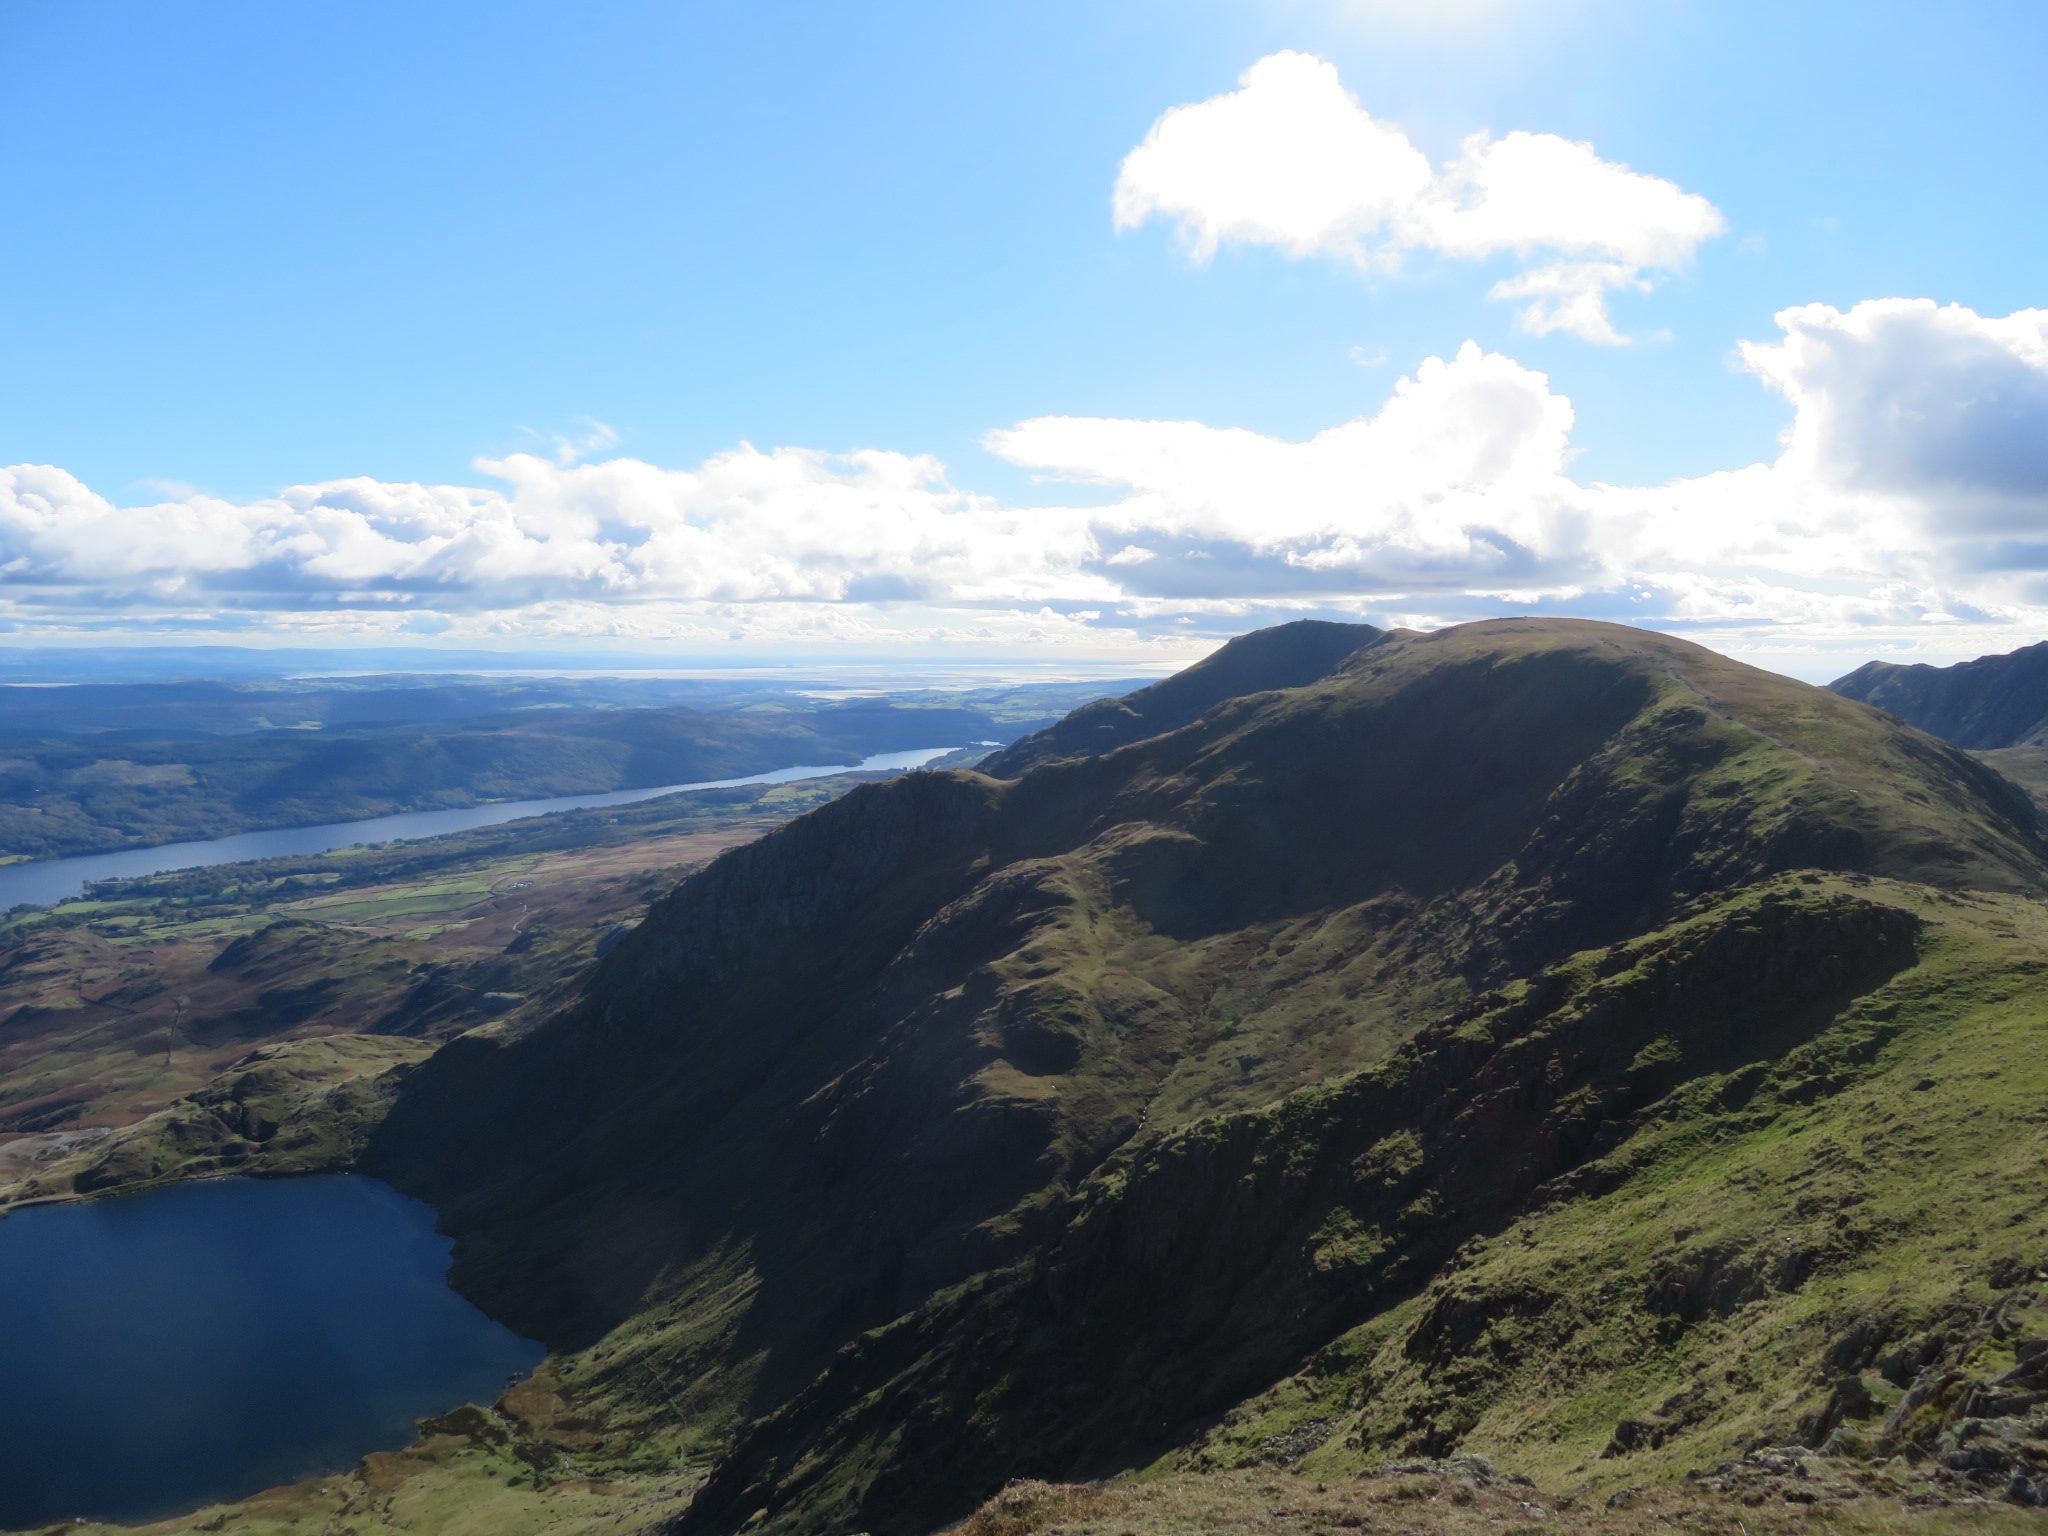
[362, 618, 2048, 1535]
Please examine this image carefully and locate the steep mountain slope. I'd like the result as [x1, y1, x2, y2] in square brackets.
[696, 873, 2048, 1533]
[352, 618, 2048, 1534]
[1185, 874, 2048, 1484]
[1831, 642, 2048, 749]
[981, 619, 1391, 776]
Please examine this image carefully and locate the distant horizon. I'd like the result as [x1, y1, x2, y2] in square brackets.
[0, 620, 2026, 689]
[0, 639, 1185, 690]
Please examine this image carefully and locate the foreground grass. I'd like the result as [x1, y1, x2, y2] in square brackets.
[18, 1396, 699, 1536]
[40, 1454, 2046, 1536]
[957, 1466, 2048, 1536]
[1161, 877, 2048, 1495]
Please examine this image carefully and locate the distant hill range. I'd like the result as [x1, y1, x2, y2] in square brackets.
[1832, 641, 2048, 809]
[0, 677, 1141, 864]
[1832, 642, 2048, 747]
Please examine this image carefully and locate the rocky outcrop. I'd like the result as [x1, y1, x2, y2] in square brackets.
[1, 1034, 430, 1206]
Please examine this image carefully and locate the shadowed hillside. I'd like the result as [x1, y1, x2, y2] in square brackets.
[330, 617, 2048, 1536]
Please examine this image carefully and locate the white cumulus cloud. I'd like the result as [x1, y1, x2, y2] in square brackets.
[1113, 52, 1724, 343]
[5, 299, 2048, 675]
[989, 341, 1585, 593]
[1739, 298, 2048, 516]
[988, 297, 2048, 667]
[0, 448, 1106, 613]
[1112, 52, 1434, 262]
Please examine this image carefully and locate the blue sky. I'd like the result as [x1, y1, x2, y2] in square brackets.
[1, 0, 2045, 677]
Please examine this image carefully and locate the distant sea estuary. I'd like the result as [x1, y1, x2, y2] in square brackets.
[0, 1175, 544, 1528]
[0, 746, 960, 909]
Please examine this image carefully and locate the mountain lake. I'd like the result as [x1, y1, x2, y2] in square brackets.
[0, 1174, 545, 1527]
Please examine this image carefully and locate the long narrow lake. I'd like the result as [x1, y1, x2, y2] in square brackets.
[0, 746, 958, 910]
[0, 1175, 545, 1528]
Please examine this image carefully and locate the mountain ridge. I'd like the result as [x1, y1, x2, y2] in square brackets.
[679, 873, 1933, 1535]
[351, 617, 2048, 1533]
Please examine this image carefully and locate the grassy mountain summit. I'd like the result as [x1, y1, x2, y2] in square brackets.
[982, 618, 1393, 776]
[338, 617, 2048, 1535]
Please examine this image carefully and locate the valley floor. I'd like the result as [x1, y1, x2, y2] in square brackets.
[0, 773, 880, 1206]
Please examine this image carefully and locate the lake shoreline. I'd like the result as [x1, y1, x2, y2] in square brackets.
[0, 746, 963, 910]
